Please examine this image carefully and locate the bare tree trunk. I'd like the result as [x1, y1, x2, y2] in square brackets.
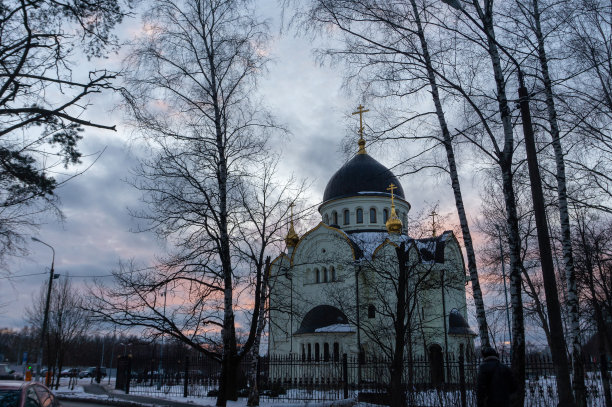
[390, 244, 408, 407]
[247, 258, 271, 407]
[529, 1, 585, 404]
[409, 0, 490, 348]
[471, 2, 526, 402]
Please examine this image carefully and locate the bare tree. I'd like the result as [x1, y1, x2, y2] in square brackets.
[0, 0, 130, 264]
[27, 276, 92, 389]
[573, 208, 612, 406]
[89, 2, 302, 403]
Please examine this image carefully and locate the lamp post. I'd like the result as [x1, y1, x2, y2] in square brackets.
[157, 285, 167, 390]
[354, 259, 363, 385]
[31, 237, 56, 383]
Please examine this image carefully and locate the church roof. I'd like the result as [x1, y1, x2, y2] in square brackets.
[322, 153, 405, 203]
[347, 230, 452, 263]
[449, 309, 477, 336]
[294, 305, 350, 335]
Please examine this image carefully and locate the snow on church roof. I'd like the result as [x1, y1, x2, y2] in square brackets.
[346, 230, 452, 263]
[314, 324, 356, 333]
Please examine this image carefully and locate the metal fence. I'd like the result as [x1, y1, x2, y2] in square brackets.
[118, 350, 611, 406]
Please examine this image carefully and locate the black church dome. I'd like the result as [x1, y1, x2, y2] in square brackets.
[323, 153, 405, 202]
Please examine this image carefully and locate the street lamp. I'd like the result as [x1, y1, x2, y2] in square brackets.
[31, 237, 57, 383]
[157, 285, 167, 390]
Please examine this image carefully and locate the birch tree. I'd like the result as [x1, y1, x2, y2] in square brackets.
[90, 1, 299, 405]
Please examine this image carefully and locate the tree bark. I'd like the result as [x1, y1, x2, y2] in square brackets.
[247, 258, 271, 407]
[530, 1, 585, 404]
[390, 244, 408, 407]
[409, 0, 490, 348]
[518, 77, 576, 407]
[471, 2, 526, 403]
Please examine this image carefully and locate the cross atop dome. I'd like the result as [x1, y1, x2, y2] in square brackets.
[352, 104, 369, 155]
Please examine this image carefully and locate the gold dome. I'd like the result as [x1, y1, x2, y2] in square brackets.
[285, 203, 299, 248]
[386, 207, 403, 234]
[386, 183, 403, 234]
[285, 222, 299, 247]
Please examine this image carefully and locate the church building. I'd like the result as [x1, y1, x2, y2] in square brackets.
[268, 107, 475, 378]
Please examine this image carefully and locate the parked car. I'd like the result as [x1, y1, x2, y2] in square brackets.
[78, 367, 106, 378]
[0, 380, 62, 407]
[0, 365, 23, 381]
[59, 368, 79, 378]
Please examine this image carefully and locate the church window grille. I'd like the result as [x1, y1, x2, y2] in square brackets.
[368, 304, 376, 318]
[332, 211, 338, 225]
[356, 208, 363, 223]
[333, 342, 340, 362]
[370, 208, 377, 223]
[324, 343, 330, 361]
[323, 268, 328, 282]
[383, 209, 389, 223]
[315, 269, 320, 283]
[315, 343, 320, 361]
[331, 266, 336, 281]
[324, 214, 329, 224]
[308, 344, 312, 361]
[343, 209, 350, 225]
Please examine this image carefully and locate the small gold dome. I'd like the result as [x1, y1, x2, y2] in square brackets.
[386, 207, 403, 234]
[285, 222, 299, 247]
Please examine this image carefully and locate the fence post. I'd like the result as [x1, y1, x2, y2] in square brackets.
[600, 353, 612, 407]
[343, 353, 348, 399]
[125, 355, 132, 395]
[459, 344, 466, 407]
[184, 356, 189, 398]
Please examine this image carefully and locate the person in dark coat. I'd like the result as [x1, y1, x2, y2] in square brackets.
[476, 346, 517, 407]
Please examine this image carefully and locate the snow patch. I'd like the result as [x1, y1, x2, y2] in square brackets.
[314, 324, 356, 333]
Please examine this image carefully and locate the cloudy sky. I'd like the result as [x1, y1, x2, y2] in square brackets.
[0, 1, 483, 330]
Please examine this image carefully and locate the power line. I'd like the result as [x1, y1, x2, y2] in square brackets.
[0, 272, 48, 280]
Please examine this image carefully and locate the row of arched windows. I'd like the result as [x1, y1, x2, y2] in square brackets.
[301, 342, 341, 362]
[311, 266, 336, 284]
[324, 208, 391, 226]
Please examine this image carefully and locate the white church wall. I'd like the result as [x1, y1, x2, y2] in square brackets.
[319, 195, 410, 233]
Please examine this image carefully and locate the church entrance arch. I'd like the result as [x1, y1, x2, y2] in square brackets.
[428, 344, 444, 387]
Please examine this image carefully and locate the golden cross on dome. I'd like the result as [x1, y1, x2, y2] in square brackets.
[387, 183, 397, 207]
[289, 202, 295, 220]
[429, 209, 438, 237]
[352, 104, 369, 154]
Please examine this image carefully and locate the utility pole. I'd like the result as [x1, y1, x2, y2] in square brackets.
[31, 237, 56, 383]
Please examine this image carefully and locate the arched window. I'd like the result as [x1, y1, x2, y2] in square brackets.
[333, 342, 340, 362]
[315, 343, 320, 361]
[323, 267, 328, 283]
[308, 343, 312, 361]
[356, 208, 363, 223]
[368, 304, 376, 318]
[302, 344, 306, 362]
[315, 268, 320, 283]
[332, 211, 338, 225]
[383, 208, 389, 223]
[370, 208, 377, 223]
[324, 343, 330, 361]
[331, 266, 336, 281]
[343, 209, 350, 225]
[324, 214, 329, 224]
